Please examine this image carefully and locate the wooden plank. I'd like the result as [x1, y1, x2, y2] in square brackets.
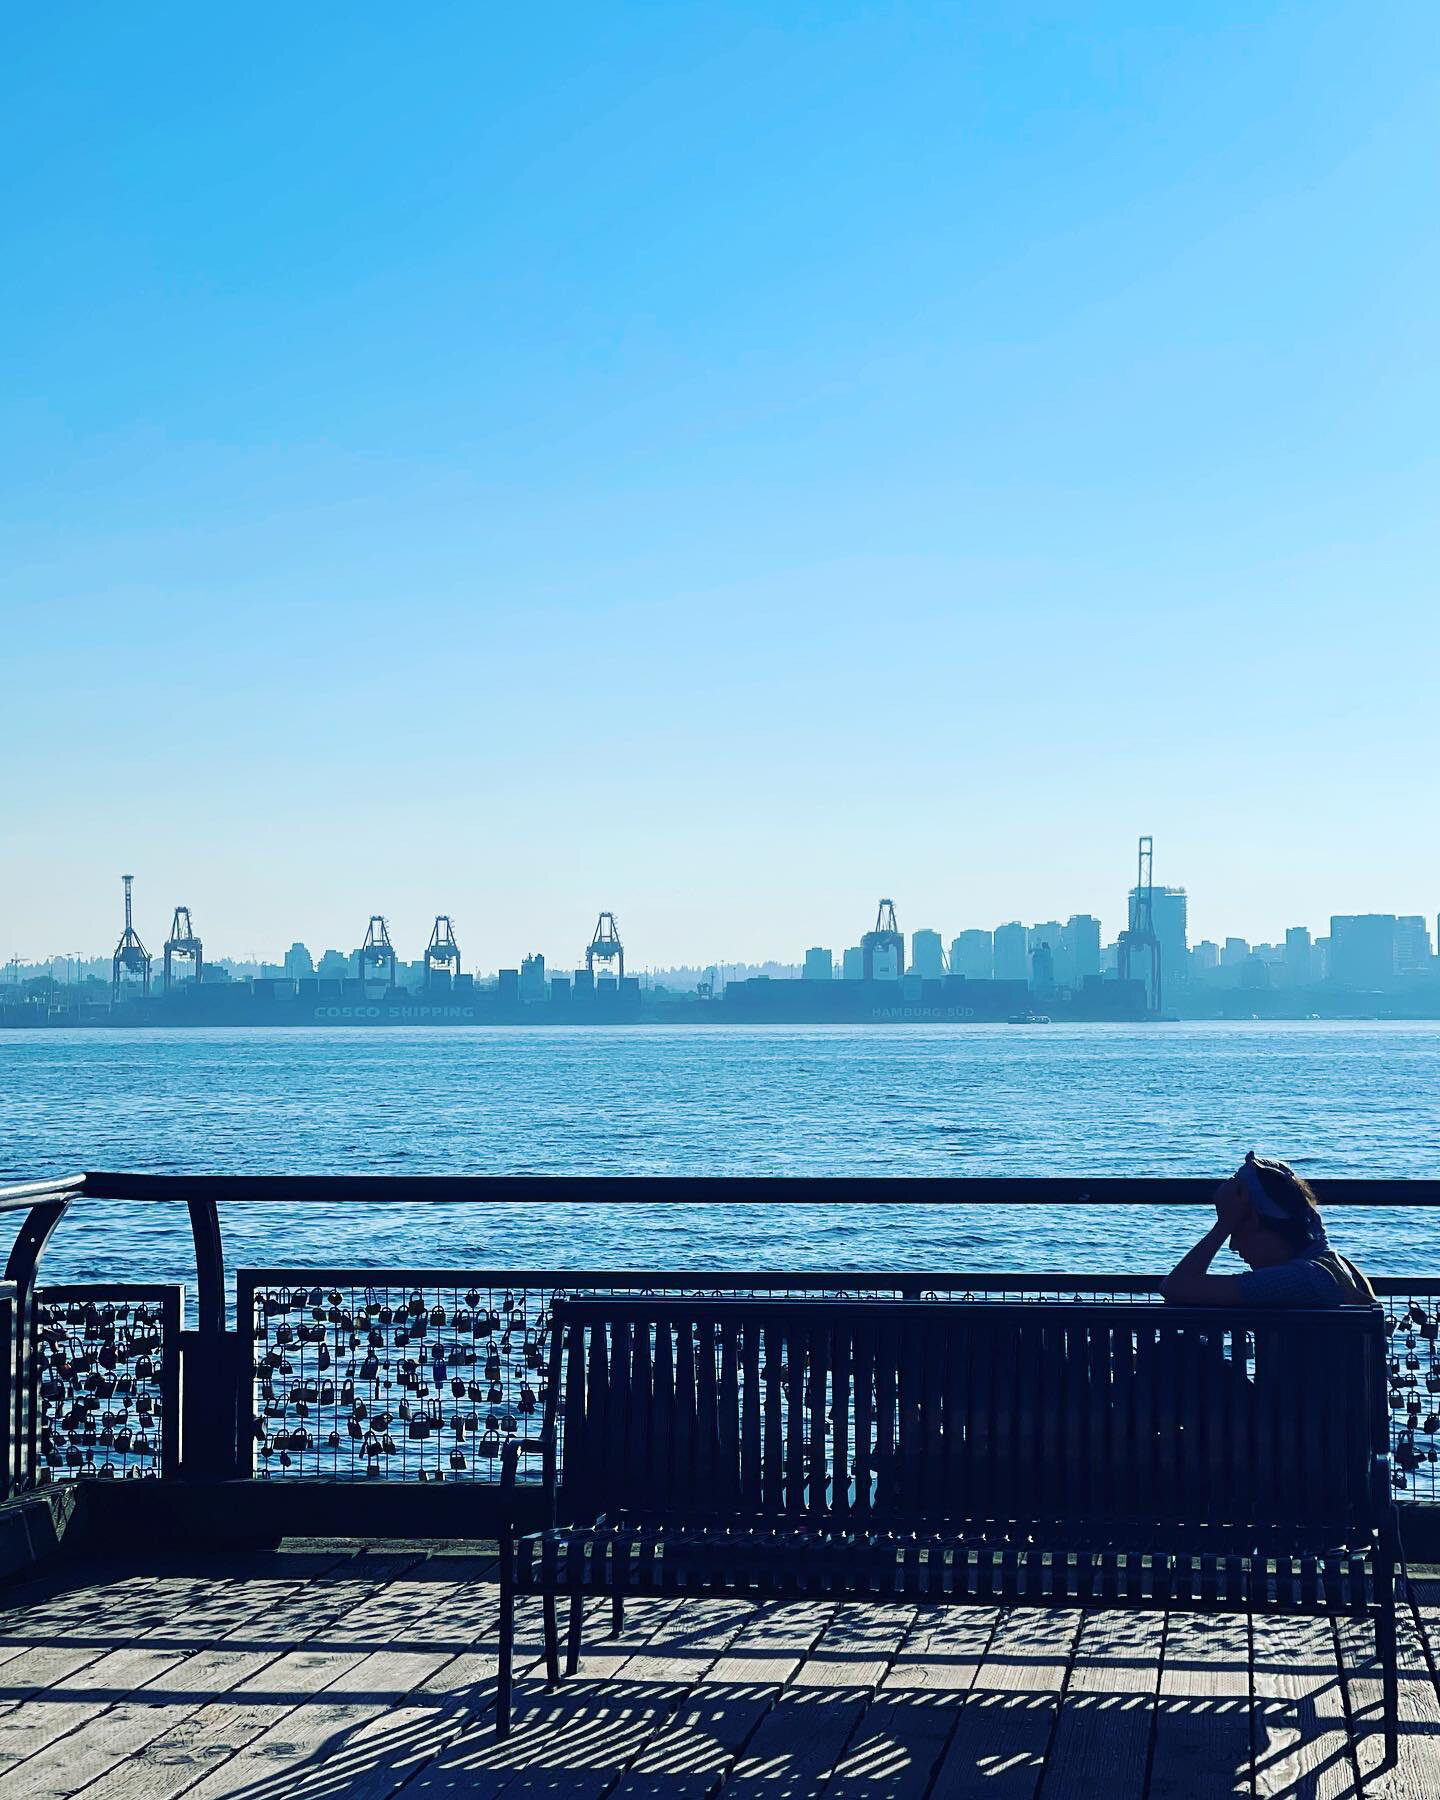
[1336, 1602, 1440, 1799]
[610, 1597, 794, 1799]
[1038, 1613, 1163, 1800]
[1250, 1613, 1357, 1800]
[927, 1691, 1062, 1799]
[1147, 1610, 1251, 1800]
[882, 1608, 998, 1693]
[726, 1688, 870, 1800]
[5, 1563, 487, 1799]
[618, 1598, 756, 1686]
[823, 1690, 962, 1799]
[706, 1601, 837, 1686]
[0, 1559, 359, 1771]
[971, 1608, 1081, 1695]
[925, 1608, 1081, 1800]
[404, 1591, 713, 1799]
[790, 1603, 916, 1691]
[62, 1553, 444, 1800]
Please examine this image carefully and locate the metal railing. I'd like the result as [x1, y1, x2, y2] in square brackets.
[4, 1172, 1440, 1505]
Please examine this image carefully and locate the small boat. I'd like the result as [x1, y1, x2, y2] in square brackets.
[1007, 1012, 1052, 1025]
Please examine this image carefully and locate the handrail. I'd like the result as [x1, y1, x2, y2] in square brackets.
[0, 1176, 86, 1213]
[74, 1172, 1440, 1205]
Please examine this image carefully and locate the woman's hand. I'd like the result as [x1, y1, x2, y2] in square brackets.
[1213, 1176, 1248, 1236]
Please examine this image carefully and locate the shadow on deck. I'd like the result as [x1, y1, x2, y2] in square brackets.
[2, 1543, 1440, 1798]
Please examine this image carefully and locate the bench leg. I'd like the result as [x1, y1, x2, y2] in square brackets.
[543, 1592, 561, 1686]
[611, 1590, 625, 1637]
[497, 1566, 514, 1739]
[566, 1592, 584, 1675]
[1378, 1595, 1399, 1766]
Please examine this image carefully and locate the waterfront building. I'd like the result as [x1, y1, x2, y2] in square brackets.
[1397, 916, 1433, 973]
[1330, 915, 1401, 987]
[1284, 927, 1312, 986]
[909, 929, 944, 981]
[993, 922, 1028, 982]
[950, 930, 993, 979]
[841, 946, 863, 980]
[1189, 940, 1220, 982]
[1029, 921, 1068, 987]
[1222, 936, 1250, 969]
[1066, 915, 1101, 985]
[803, 946, 834, 980]
[1031, 940, 1056, 992]
[282, 943, 314, 981]
[316, 949, 349, 979]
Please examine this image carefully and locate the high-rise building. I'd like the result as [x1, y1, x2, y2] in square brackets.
[316, 949, 349, 979]
[1396, 916, 1432, 972]
[1031, 940, 1056, 992]
[1284, 927, 1312, 986]
[1222, 937, 1249, 969]
[993, 922, 1028, 982]
[803, 946, 834, 980]
[1190, 940, 1220, 981]
[841, 946, 863, 980]
[1066, 915, 1101, 985]
[282, 942, 314, 981]
[520, 952, 547, 1000]
[1029, 921, 1068, 987]
[1329, 915, 1399, 987]
[910, 929, 944, 981]
[1130, 886, 1188, 988]
[950, 930, 993, 979]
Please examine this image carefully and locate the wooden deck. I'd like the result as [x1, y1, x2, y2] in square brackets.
[2, 1543, 1439, 1798]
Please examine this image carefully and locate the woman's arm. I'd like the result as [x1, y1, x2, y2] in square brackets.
[1161, 1180, 1246, 1305]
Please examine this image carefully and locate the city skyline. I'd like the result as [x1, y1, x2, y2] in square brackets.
[9, 870, 1437, 993]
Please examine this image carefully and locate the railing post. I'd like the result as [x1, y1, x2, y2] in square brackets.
[179, 1195, 241, 1477]
[3, 1200, 70, 1494]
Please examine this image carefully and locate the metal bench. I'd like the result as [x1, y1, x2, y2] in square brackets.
[497, 1296, 1397, 1753]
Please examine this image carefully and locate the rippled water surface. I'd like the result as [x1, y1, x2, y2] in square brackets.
[3, 1022, 1438, 1285]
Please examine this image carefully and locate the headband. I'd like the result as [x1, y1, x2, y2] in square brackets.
[1237, 1151, 1326, 1247]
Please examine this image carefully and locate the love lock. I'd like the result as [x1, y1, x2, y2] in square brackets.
[450, 1449, 467, 1470]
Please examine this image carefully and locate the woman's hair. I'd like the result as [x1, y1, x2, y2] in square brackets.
[1237, 1152, 1326, 1251]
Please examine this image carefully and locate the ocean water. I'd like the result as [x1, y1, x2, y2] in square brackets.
[3, 1021, 1439, 1289]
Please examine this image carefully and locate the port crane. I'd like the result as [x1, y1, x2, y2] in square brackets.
[586, 913, 624, 982]
[358, 916, 397, 988]
[424, 916, 462, 987]
[163, 906, 204, 990]
[1117, 834, 1162, 1014]
[111, 874, 152, 1002]
[861, 897, 904, 980]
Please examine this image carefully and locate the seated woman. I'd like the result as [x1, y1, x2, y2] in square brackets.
[1163, 1152, 1373, 1305]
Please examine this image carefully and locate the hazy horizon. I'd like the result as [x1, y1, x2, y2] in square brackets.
[7, 4, 1438, 964]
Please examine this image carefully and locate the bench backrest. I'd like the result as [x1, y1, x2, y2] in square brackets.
[548, 1296, 1388, 1536]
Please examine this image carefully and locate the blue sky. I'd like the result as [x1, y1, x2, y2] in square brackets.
[5, 2, 1437, 969]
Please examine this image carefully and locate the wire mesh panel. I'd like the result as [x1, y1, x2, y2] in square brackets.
[0, 1286, 14, 1497]
[239, 1269, 946, 1481]
[238, 1267, 1439, 1502]
[1379, 1287, 1440, 1503]
[34, 1286, 182, 1482]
